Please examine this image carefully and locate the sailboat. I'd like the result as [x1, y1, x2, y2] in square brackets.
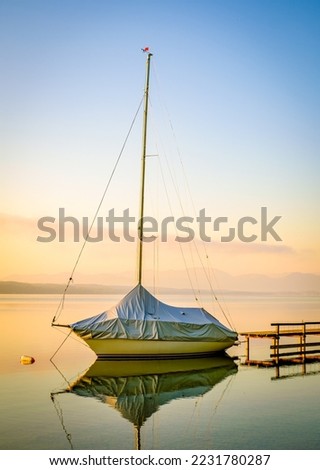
[52, 52, 238, 358]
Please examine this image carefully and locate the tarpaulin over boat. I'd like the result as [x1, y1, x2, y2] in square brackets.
[70, 284, 237, 342]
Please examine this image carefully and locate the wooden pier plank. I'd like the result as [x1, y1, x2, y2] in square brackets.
[270, 341, 320, 350]
[240, 321, 320, 366]
[270, 349, 320, 358]
[240, 328, 320, 338]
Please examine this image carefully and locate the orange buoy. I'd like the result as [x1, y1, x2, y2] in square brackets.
[20, 355, 35, 365]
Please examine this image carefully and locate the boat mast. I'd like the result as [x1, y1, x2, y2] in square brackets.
[137, 52, 152, 285]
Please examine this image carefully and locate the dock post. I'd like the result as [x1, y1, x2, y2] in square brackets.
[245, 335, 250, 363]
[302, 322, 306, 362]
[274, 324, 280, 365]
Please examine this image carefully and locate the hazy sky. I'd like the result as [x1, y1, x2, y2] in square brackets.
[1, 0, 319, 287]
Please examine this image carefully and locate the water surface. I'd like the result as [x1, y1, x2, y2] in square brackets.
[1, 293, 319, 450]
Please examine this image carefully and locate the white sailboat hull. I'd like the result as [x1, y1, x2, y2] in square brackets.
[82, 337, 236, 359]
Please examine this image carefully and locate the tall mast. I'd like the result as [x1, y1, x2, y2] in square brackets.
[137, 52, 152, 285]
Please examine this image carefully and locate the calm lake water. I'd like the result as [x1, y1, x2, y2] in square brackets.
[1, 293, 320, 450]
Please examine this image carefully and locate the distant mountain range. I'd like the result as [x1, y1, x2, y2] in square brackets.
[0, 281, 127, 295]
[208, 271, 320, 294]
[1, 271, 319, 294]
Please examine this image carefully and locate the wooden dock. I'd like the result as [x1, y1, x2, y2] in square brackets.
[240, 321, 320, 368]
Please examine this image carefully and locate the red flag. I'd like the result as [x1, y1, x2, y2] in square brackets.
[142, 47, 149, 52]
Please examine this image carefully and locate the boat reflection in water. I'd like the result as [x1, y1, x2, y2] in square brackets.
[55, 355, 238, 449]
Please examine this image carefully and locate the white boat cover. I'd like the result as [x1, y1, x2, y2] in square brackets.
[70, 284, 237, 342]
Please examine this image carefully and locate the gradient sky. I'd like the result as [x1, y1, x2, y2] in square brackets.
[1, 0, 319, 287]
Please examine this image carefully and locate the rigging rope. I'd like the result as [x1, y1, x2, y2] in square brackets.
[144, 99, 200, 303]
[143, 96, 201, 304]
[157, 152, 200, 304]
[152, 111, 234, 326]
[151, 62, 236, 331]
[51, 394, 74, 449]
[52, 96, 144, 324]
